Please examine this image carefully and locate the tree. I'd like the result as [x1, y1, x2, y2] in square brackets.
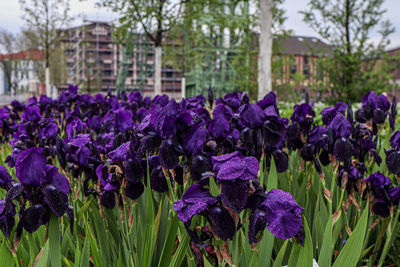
[99, 0, 184, 96]
[301, 0, 395, 103]
[162, 0, 287, 100]
[257, 0, 273, 100]
[19, 0, 71, 97]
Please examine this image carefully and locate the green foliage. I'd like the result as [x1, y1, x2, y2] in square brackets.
[301, 0, 395, 104]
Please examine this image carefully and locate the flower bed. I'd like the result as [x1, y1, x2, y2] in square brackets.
[0, 86, 398, 266]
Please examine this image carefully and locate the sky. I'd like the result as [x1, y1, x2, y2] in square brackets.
[0, 0, 399, 49]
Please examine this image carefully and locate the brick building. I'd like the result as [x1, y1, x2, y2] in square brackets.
[272, 36, 332, 99]
[57, 21, 182, 97]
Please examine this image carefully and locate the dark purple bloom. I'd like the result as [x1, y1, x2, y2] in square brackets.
[183, 125, 206, 155]
[272, 150, 289, 173]
[212, 152, 259, 182]
[212, 104, 233, 122]
[263, 117, 287, 146]
[208, 85, 214, 109]
[328, 114, 351, 139]
[321, 102, 346, 125]
[390, 96, 397, 130]
[22, 105, 42, 123]
[21, 204, 49, 233]
[190, 154, 211, 181]
[240, 103, 263, 128]
[386, 149, 400, 175]
[108, 142, 132, 163]
[333, 138, 354, 163]
[0, 198, 16, 237]
[0, 165, 12, 189]
[290, 103, 315, 134]
[66, 118, 87, 138]
[359, 92, 390, 124]
[207, 118, 230, 140]
[300, 145, 315, 163]
[262, 189, 303, 240]
[390, 131, 400, 149]
[173, 184, 217, 223]
[159, 139, 180, 169]
[365, 171, 392, 201]
[248, 189, 303, 244]
[123, 158, 144, 184]
[15, 148, 46, 187]
[125, 182, 144, 200]
[248, 208, 269, 244]
[150, 166, 168, 193]
[205, 204, 236, 241]
[221, 180, 249, 213]
[42, 185, 69, 217]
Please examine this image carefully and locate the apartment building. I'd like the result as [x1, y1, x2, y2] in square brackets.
[57, 21, 182, 97]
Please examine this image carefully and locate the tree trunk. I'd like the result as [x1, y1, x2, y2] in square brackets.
[257, 0, 273, 100]
[154, 46, 162, 96]
[45, 67, 51, 97]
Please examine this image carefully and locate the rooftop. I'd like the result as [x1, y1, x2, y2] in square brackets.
[274, 35, 332, 57]
[0, 50, 44, 61]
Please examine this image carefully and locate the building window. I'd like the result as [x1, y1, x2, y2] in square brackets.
[104, 70, 112, 76]
[303, 56, 310, 79]
[290, 57, 297, 76]
[317, 64, 323, 81]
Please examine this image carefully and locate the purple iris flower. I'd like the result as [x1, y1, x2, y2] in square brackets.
[0, 165, 12, 189]
[173, 184, 236, 241]
[212, 152, 258, 213]
[291, 103, 315, 135]
[22, 105, 42, 123]
[96, 164, 120, 209]
[249, 189, 303, 244]
[263, 117, 287, 147]
[12, 147, 72, 234]
[365, 172, 392, 216]
[173, 184, 217, 223]
[321, 102, 347, 125]
[357, 92, 390, 124]
[212, 151, 259, 182]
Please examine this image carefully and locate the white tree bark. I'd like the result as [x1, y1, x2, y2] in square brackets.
[45, 67, 51, 97]
[258, 0, 273, 101]
[181, 77, 185, 100]
[154, 46, 162, 96]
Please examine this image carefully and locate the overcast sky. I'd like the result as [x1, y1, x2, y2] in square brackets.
[0, 0, 399, 49]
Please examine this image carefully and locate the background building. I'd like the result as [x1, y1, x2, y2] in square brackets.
[0, 50, 43, 96]
[57, 21, 182, 98]
[272, 36, 332, 100]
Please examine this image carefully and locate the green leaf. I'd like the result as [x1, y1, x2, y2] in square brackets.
[49, 215, 61, 267]
[272, 239, 288, 267]
[84, 215, 101, 266]
[318, 215, 333, 267]
[287, 242, 301, 267]
[0, 240, 14, 267]
[169, 231, 190, 267]
[297, 218, 313, 267]
[80, 236, 90, 267]
[266, 157, 278, 191]
[35, 242, 49, 267]
[209, 176, 220, 197]
[258, 231, 274, 267]
[332, 202, 369, 267]
[158, 214, 180, 267]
